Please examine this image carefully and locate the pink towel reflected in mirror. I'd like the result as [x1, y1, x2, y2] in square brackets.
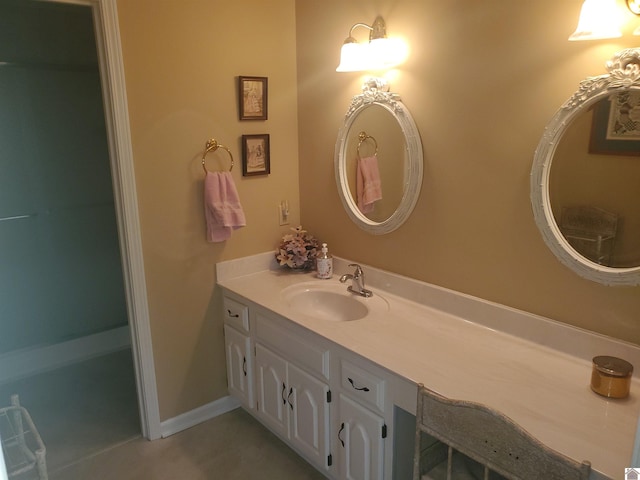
[356, 155, 382, 214]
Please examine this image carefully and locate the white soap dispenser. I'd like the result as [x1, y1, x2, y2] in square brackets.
[316, 243, 333, 279]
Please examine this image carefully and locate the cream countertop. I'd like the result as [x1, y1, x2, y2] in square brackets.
[217, 253, 640, 480]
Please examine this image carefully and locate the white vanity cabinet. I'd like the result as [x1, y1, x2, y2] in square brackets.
[222, 292, 396, 480]
[223, 296, 254, 409]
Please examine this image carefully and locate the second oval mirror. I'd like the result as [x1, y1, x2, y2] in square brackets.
[531, 48, 640, 285]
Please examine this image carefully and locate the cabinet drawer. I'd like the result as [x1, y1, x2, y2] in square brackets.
[223, 296, 249, 332]
[341, 359, 385, 413]
[255, 312, 330, 381]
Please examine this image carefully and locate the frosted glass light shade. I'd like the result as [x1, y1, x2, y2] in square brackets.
[336, 42, 369, 72]
[569, 0, 622, 41]
[368, 38, 406, 70]
[336, 38, 407, 72]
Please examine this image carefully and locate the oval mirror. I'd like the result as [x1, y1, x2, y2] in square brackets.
[335, 80, 423, 235]
[531, 48, 640, 285]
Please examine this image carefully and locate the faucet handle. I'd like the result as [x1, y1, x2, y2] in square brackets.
[348, 263, 363, 276]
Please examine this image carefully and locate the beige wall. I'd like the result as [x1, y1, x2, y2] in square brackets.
[117, 0, 300, 420]
[116, 0, 640, 422]
[296, 1, 640, 344]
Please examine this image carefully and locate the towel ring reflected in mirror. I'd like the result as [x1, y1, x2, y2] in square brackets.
[202, 139, 234, 175]
[356, 131, 378, 159]
[335, 81, 423, 235]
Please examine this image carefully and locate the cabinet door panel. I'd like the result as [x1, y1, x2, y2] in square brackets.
[338, 394, 384, 480]
[288, 362, 330, 470]
[224, 325, 253, 408]
[255, 343, 287, 437]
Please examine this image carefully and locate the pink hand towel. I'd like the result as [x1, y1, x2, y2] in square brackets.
[356, 155, 383, 214]
[204, 171, 246, 242]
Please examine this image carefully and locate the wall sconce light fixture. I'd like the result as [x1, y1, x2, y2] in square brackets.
[569, 0, 622, 41]
[336, 16, 406, 72]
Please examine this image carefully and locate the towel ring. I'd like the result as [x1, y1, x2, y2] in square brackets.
[356, 131, 378, 159]
[202, 139, 234, 174]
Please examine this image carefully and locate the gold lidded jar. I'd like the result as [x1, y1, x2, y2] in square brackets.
[590, 356, 633, 399]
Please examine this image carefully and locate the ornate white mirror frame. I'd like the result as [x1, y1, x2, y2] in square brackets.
[531, 48, 640, 286]
[335, 79, 423, 235]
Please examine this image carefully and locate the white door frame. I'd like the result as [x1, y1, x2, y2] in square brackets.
[93, 0, 161, 440]
[47, 0, 161, 439]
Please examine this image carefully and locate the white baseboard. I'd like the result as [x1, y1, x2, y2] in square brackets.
[0, 326, 131, 385]
[160, 395, 241, 438]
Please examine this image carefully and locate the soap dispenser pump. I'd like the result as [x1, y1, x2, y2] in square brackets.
[316, 243, 333, 279]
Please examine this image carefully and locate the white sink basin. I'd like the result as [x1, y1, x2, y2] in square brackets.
[281, 282, 389, 322]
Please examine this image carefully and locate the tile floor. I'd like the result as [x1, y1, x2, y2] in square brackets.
[0, 350, 326, 480]
[50, 408, 327, 480]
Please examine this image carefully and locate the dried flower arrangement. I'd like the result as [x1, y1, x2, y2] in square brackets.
[275, 226, 320, 270]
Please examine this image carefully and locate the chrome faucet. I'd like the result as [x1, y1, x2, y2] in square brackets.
[339, 263, 373, 298]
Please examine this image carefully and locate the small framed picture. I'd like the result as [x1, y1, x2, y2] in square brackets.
[589, 92, 640, 155]
[242, 134, 270, 176]
[238, 76, 268, 121]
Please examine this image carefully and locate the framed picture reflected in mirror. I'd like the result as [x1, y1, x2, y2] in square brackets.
[589, 92, 640, 155]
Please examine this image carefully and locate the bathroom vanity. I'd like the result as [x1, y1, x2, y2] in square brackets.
[217, 252, 640, 480]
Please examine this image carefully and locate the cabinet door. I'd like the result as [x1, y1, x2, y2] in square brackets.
[255, 343, 288, 438]
[288, 362, 331, 471]
[224, 325, 254, 408]
[337, 394, 385, 480]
